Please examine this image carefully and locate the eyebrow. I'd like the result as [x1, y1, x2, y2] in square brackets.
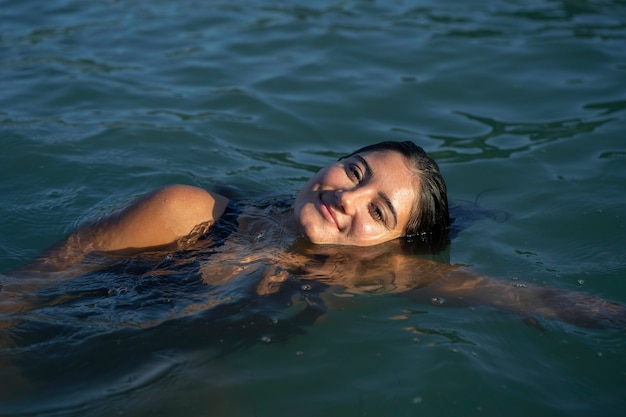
[355, 155, 398, 230]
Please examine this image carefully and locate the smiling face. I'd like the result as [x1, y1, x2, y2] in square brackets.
[294, 150, 419, 246]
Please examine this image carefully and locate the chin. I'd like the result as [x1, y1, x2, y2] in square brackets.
[298, 222, 332, 245]
[300, 225, 323, 244]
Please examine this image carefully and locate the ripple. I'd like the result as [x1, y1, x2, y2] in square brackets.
[429, 111, 613, 163]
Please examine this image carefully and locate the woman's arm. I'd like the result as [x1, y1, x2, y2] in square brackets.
[82, 184, 229, 251]
[284, 245, 626, 329]
[402, 266, 626, 329]
[19, 184, 229, 274]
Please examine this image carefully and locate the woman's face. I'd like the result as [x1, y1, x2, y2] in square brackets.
[294, 150, 419, 246]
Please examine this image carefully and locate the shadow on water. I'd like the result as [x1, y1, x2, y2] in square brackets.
[584, 98, 626, 116]
[448, 195, 509, 240]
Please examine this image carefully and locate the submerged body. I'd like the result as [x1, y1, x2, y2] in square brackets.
[1, 141, 624, 333]
[4, 196, 625, 333]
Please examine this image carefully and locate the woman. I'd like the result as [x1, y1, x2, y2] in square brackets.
[5, 141, 626, 329]
[16, 141, 448, 275]
[41, 141, 448, 254]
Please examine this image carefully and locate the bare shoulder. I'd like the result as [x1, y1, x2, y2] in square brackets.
[88, 184, 230, 251]
[14, 184, 231, 274]
[151, 184, 228, 210]
[139, 185, 230, 235]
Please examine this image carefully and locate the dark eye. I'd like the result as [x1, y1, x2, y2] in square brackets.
[370, 204, 384, 222]
[346, 164, 362, 182]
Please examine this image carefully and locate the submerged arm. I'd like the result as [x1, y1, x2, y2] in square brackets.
[402, 266, 626, 329]
[287, 246, 626, 329]
[2, 185, 228, 318]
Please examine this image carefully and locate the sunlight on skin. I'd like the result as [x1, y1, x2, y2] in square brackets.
[294, 151, 418, 246]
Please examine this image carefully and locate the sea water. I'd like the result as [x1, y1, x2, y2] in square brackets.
[1, 0, 625, 416]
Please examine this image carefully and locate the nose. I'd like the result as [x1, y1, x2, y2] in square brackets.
[335, 187, 370, 215]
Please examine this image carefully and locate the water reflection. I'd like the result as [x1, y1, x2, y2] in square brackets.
[429, 111, 612, 163]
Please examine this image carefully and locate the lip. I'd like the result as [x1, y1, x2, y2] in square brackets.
[319, 195, 340, 230]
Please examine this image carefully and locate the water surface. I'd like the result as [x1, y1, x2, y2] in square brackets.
[1, 0, 626, 416]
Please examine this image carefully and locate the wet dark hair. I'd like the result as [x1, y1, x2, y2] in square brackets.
[341, 141, 450, 241]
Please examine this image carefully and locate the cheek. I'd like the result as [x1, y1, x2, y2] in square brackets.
[297, 166, 341, 201]
[325, 165, 348, 184]
[312, 163, 345, 186]
[350, 221, 387, 245]
[295, 174, 321, 210]
[295, 202, 323, 237]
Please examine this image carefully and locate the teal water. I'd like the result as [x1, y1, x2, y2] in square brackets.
[1, 0, 626, 416]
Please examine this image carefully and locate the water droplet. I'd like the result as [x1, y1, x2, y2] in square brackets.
[577, 279, 585, 285]
[513, 282, 527, 288]
[431, 296, 446, 305]
[301, 283, 312, 291]
[260, 336, 271, 344]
